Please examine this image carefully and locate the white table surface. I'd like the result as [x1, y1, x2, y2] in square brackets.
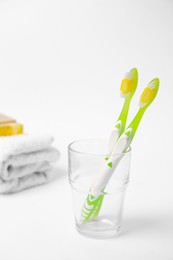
[0, 0, 173, 259]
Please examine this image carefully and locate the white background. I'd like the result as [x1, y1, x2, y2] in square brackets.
[0, 0, 173, 259]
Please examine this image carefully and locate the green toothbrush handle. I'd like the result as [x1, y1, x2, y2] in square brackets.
[117, 94, 131, 133]
[127, 107, 146, 142]
[107, 96, 132, 155]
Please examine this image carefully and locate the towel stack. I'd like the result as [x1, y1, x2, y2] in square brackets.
[0, 134, 60, 194]
[0, 114, 60, 194]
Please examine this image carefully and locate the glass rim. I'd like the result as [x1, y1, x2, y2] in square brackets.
[68, 138, 131, 157]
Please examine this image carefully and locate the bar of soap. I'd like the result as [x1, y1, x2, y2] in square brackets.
[0, 114, 23, 136]
[0, 123, 23, 136]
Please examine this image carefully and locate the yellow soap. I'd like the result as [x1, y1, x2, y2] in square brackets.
[0, 114, 23, 136]
[0, 123, 23, 136]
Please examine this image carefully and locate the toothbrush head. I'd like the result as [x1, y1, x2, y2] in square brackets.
[120, 68, 138, 97]
[139, 78, 160, 108]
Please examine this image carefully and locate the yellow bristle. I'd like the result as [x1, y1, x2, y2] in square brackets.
[140, 87, 157, 105]
[120, 78, 134, 95]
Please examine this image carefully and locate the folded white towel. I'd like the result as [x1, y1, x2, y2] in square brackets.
[0, 134, 60, 194]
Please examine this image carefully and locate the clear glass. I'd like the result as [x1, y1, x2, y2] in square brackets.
[68, 139, 131, 239]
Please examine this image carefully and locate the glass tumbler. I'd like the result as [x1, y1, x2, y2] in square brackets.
[68, 139, 131, 239]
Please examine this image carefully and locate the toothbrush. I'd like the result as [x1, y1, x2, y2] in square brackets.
[89, 78, 160, 195]
[107, 68, 138, 155]
[81, 68, 138, 222]
[81, 78, 159, 222]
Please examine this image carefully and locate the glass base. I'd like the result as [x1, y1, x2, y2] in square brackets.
[76, 218, 121, 239]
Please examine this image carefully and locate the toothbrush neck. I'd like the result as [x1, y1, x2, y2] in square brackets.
[128, 107, 146, 138]
[117, 95, 131, 132]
